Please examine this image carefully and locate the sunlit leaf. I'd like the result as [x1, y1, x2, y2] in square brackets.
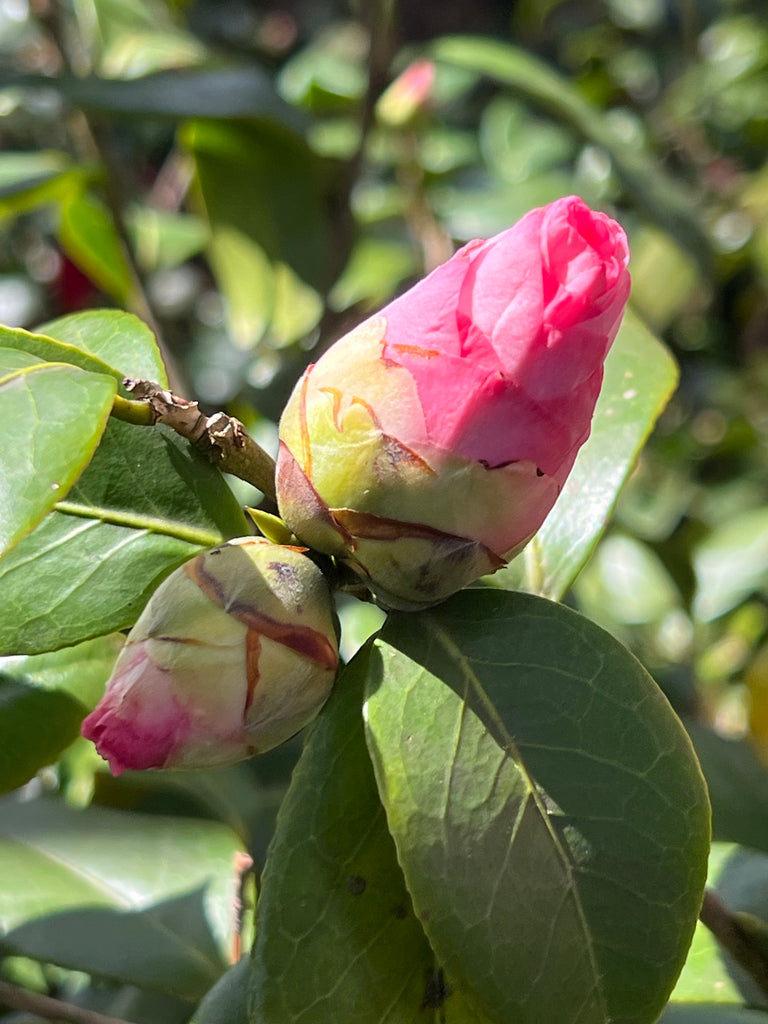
[38, 308, 169, 387]
[0, 362, 116, 560]
[693, 509, 768, 622]
[0, 798, 242, 999]
[0, 419, 249, 654]
[364, 590, 710, 1024]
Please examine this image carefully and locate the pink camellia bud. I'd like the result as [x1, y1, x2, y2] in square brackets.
[81, 538, 338, 774]
[376, 59, 436, 127]
[276, 196, 631, 610]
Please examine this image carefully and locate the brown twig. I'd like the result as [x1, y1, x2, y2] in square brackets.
[699, 888, 768, 1001]
[120, 378, 277, 501]
[0, 979, 138, 1024]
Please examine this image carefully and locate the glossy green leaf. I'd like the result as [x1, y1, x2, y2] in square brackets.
[0, 362, 116, 560]
[0, 324, 127, 383]
[251, 647, 493, 1023]
[492, 308, 678, 599]
[57, 191, 135, 305]
[0, 799, 241, 998]
[0, 678, 85, 794]
[430, 36, 710, 266]
[0, 419, 249, 654]
[38, 308, 169, 386]
[693, 509, 768, 622]
[364, 590, 710, 1024]
[0, 348, 49, 374]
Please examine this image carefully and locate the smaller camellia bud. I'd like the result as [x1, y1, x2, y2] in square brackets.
[376, 59, 436, 127]
[81, 538, 338, 774]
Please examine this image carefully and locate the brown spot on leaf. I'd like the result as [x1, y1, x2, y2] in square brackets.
[346, 875, 366, 895]
[421, 968, 450, 1010]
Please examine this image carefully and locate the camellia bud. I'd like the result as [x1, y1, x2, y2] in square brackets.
[81, 538, 338, 774]
[376, 59, 435, 127]
[276, 196, 631, 610]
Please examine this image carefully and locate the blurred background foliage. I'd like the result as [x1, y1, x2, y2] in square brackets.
[3, 0, 768, 1020]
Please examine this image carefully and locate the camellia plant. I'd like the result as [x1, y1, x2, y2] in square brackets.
[0, 197, 708, 1024]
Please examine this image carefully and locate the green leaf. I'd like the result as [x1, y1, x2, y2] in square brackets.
[0, 324, 127, 383]
[57, 191, 135, 305]
[493, 308, 678, 599]
[671, 843, 743, 1005]
[0, 419, 249, 654]
[660, 1008, 768, 1022]
[692, 509, 768, 622]
[0, 634, 122, 793]
[193, 958, 250, 1024]
[184, 119, 329, 290]
[363, 590, 710, 1024]
[1, 67, 307, 126]
[0, 362, 116, 560]
[430, 36, 710, 266]
[0, 633, 123, 707]
[0, 151, 89, 218]
[711, 846, 768, 1009]
[250, 651, 453, 1024]
[686, 722, 768, 856]
[38, 308, 169, 386]
[0, 679, 85, 794]
[0, 798, 242, 998]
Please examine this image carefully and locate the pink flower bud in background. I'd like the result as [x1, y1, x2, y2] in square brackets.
[376, 59, 436, 127]
[276, 196, 631, 610]
[81, 538, 338, 774]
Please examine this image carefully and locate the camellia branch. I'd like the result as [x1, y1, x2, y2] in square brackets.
[0, 979, 138, 1024]
[699, 888, 768, 1000]
[116, 379, 277, 502]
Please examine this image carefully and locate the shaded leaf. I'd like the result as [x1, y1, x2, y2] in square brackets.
[0, 419, 249, 654]
[184, 119, 329, 290]
[0, 67, 307, 126]
[0, 362, 116, 560]
[1, 890, 224, 1001]
[492, 308, 678, 599]
[364, 590, 710, 1024]
[660, 1008, 768, 1022]
[0, 678, 85, 794]
[0, 634, 121, 791]
[0, 798, 241, 964]
[430, 36, 710, 267]
[687, 722, 768, 856]
[193, 958, 250, 1024]
[250, 649, 492, 1023]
